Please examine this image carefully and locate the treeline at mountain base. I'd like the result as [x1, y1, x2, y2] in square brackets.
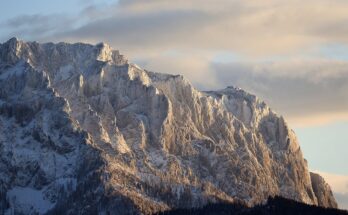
[155, 196, 348, 215]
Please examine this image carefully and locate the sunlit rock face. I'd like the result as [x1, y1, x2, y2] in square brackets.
[0, 38, 337, 214]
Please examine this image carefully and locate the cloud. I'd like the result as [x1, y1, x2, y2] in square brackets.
[57, 9, 212, 51]
[136, 53, 220, 90]
[210, 60, 348, 127]
[41, 0, 348, 57]
[0, 14, 76, 41]
[3, 0, 346, 56]
[313, 171, 348, 209]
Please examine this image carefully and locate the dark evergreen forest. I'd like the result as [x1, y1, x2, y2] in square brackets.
[155, 196, 348, 215]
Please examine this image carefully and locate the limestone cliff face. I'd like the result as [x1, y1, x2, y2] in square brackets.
[0, 38, 337, 214]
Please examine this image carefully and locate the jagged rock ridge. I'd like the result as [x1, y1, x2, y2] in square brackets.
[0, 38, 337, 214]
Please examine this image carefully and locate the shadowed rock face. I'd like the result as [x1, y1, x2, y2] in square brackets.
[0, 38, 337, 214]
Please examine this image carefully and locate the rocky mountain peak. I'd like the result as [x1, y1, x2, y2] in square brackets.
[0, 38, 338, 214]
[95, 42, 128, 65]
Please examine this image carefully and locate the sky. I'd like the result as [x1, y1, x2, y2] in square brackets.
[0, 0, 347, 209]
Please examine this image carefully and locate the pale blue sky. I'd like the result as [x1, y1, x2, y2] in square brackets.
[0, 0, 347, 208]
[296, 121, 348, 175]
[0, 1, 78, 17]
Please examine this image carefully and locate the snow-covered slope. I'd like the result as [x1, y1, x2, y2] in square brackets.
[0, 38, 337, 214]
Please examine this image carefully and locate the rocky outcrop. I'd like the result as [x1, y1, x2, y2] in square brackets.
[0, 38, 337, 214]
[310, 172, 338, 208]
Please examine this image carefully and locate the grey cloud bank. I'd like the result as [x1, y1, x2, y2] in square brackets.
[210, 61, 348, 126]
[4, 0, 348, 54]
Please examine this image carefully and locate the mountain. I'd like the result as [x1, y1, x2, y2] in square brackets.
[0, 38, 337, 214]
